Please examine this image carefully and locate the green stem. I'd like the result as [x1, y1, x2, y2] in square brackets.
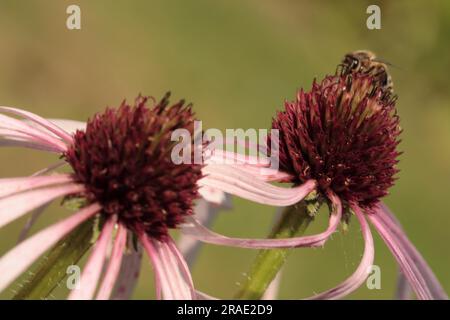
[236, 194, 320, 300]
[13, 218, 95, 300]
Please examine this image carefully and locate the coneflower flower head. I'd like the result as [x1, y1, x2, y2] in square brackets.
[272, 74, 401, 208]
[65, 94, 202, 241]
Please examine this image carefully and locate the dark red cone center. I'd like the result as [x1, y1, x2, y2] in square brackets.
[65, 94, 202, 241]
[272, 74, 401, 208]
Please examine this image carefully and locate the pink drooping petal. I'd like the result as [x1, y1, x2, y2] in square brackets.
[96, 223, 127, 300]
[206, 150, 293, 182]
[0, 127, 61, 145]
[0, 140, 62, 152]
[234, 164, 293, 182]
[0, 128, 63, 151]
[263, 271, 282, 300]
[140, 235, 195, 300]
[155, 239, 195, 300]
[0, 136, 62, 153]
[196, 291, 218, 300]
[396, 270, 412, 300]
[45, 119, 86, 135]
[31, 161, 67, 176]
[368, 213, 433, 300]
[178, 196, 232, 266]
[17, 162, 68, 242]
[0, 107, 74, 144]
[198, 185, 229, 205]
[373, 203, 411, 300]
[17, 203, 50, 243]
[0, 183, 85, 229]
[0, 113, 67, 152]
[180, 192, 342, 249]
[373, 204, 448, 300]
[0, 174, 74, 198]
[68, 215, 117, 300]
[0, 203, 101, 293]
[200, 165, 316, 206]
[111, 242, 143, 300]
[166, 238, 196, 298]
[206, 149, 269, 167]
[307, 204, 374, 300]
[140, 235, 174, 300]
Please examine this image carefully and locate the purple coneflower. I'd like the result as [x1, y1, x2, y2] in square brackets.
[182, 74, 448, 300]
[0, 91, 319, 300]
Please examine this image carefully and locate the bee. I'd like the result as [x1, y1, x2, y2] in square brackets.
[338, 50, 394, 99]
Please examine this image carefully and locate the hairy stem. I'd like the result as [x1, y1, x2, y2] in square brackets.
[236, 194, 320, 299]
[13, 218, 95, 300]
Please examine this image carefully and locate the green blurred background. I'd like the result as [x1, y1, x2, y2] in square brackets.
[0, 0, 449, 299]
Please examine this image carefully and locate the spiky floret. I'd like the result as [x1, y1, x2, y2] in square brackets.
[65, 94, 202, 241]
[272, 74, 401, 208]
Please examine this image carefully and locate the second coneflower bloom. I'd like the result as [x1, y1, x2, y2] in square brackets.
[182, 73, 448, 300]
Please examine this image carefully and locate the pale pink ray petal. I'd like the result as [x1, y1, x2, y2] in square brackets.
[396, 270, 412, 300]
[196, 291, 218, 300]
[0, 174, 74, 198]
[234, 164, 293, 182]
[18, 162, 68, 242]
[17, 203, 50, 243]
[0, 128, 58, 147]
[206, 149, 268, 167]
[178, 196, 231, 266]
[96, 223, 127, 300]
[0, 203, 101, 293]
[30, 161, 67, 176]
[0, 127, 60, 144]
[263, 271, 282, 300]
[307, 204, 374, 300]
[140, 235, 194, 300]
[154, 261, 162, 300]
[202, 164, 312, 201]
[0, 127, 61, 152]
[202, 164, 294, 198]
[368, 213, 433, 300]
[205, 147, 286, 182]
[111, 242, 143, 300]
[166, 237, 196, 298]
[0, 137, 62, 152]
[140, 235, 175, 300]
[0, 183, 85, 229]
[0, 113, 67, 152]
[0, 107, 74, 144]
[200, 168, 316, 206]
[45, 119, 86, 135]
[198, 185, 228, 205]
[374, 203, 411, 300]
[180, 192, 342, 249]
[158, 239, 194, 300]
[68, 215, 117, 300]
[204, 153, 293, 181]
[374, 203, 448, 300]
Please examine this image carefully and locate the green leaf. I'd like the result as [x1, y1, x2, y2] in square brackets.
[13, 217, 96, 300]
